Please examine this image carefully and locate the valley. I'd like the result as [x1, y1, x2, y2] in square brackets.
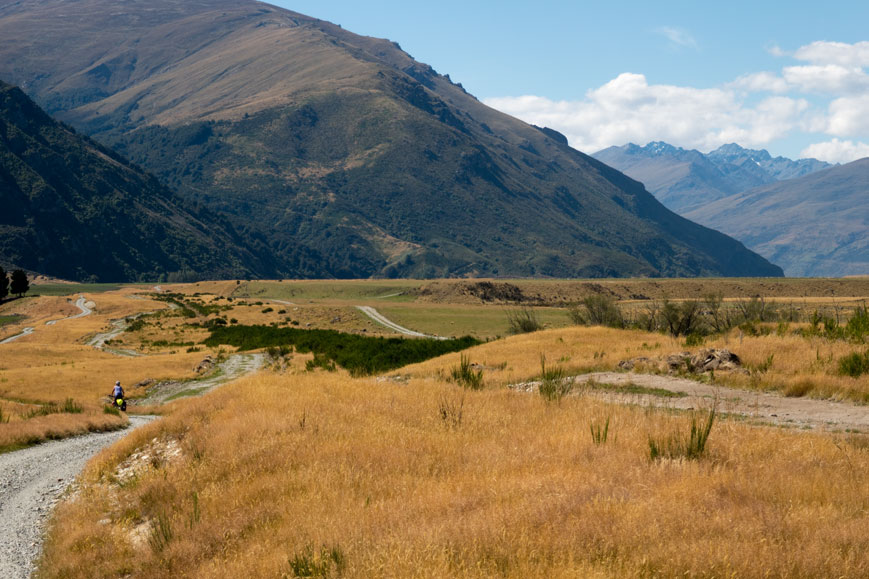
[0, 278, 867, 577]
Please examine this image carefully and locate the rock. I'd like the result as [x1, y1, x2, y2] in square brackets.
[620, 348, 742, 375]
[193, 356, 214, 373]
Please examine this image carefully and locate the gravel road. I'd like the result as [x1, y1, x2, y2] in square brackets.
[355, 305, 447, 339]
[0, 416, 156, 579]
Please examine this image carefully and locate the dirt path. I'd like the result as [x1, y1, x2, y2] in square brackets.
[515, 372, 869, 432]
[0, 416, 156, 579]
[356, 305, 446, 339]
[134, 353, 265, 406]
[2, 295, 94, 344]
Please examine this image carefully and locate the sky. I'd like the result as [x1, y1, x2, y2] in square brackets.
[270, 1, 869, 163]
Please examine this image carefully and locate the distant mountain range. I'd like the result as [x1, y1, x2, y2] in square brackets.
[0, 0, 782, 280]
[0, 80, 266, 282]
[593, 142, 831, 213]
[684, 159, 869, 277]
[594, 142, 867, 277]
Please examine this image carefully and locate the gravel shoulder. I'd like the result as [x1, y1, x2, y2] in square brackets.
[0, 416, 156, 579]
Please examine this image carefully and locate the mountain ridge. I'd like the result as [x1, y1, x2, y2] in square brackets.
[593, 141, 831, 213]
[0, 79, 269, 282]
[0, 0, 783, 279]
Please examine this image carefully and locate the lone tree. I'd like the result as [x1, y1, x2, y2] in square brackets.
[0, 267, 8, 301]
[10, 269, 29, 298]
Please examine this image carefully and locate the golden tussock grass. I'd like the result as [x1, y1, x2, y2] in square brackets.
[37, 349, 869, 578]
[0, 408, 127, 452]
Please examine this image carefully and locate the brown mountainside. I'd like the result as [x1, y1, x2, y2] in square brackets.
[0, 0, 783, 279]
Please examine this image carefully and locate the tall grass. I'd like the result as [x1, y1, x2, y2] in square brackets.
[648, 408, 716, 461]
[537, 355, 571, 402]
[450, 354, 483, 389]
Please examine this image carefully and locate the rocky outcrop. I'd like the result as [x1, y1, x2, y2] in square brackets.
[619, 348, 744, 374]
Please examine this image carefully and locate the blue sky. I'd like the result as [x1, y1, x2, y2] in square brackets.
[270, 1, 869, 162]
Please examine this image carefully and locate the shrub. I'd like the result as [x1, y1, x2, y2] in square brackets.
[649, 408, 716, 461]
[845, 304, 869, 343]
[570, 295, 624, 328]
[450, 354, 483, 389]
[661, 299, 702, 337]
[538, 355, 571, 402]
[506, 306, 541, 334]
[206, 325, 481, 376]
[838, 350, 869, 378]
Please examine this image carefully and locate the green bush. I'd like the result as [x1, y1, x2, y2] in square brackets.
[838, 350, 869, 378]
[570, 295, 624, 328]
[506, 306, 542, 334]
[206, 325, 480, 376]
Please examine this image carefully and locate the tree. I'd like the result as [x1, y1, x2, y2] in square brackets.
[10, 269, 29, 298]
[0, 267, 8, 301]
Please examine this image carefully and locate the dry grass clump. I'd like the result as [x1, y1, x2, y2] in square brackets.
[38, 364, 869, 578]
[0, 407, 127, 453]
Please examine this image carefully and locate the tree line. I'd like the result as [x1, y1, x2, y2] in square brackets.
[0, 267, 29, 301]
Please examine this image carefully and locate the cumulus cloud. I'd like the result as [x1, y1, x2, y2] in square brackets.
[484, 73, 807, 154]
[484, 40, 869, 162]
[800, 138, 869, 163]
[793, 41, 869, 67]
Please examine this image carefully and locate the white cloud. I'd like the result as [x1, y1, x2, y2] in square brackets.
[800, 138, 869, 163]
[729, 72, 789, 93]
[793, 41, 869, 67]
[656, 26, 698, 49]
[826, 94, 869, 136]
[782, 64, 869, 94]
[484, 40, 869, 157]
[484, 73, 807, 154]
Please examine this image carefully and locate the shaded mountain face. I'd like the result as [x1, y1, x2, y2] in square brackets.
[0, 0, 783, 278]
[684, 159, 869, 277]
[0, 80, 265, 282]
[594, 142, 830, 213]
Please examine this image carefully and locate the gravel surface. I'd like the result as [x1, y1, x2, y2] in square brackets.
[355, 305, 447, 339]
[513, 372, 869, 432]
[0, 416, 156, 579]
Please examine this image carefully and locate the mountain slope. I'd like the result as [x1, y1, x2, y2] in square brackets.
[0, 0, 782, 278]
[0, 80, 263, 282]
[684, 159, 869, 277]
[594, 142, 830, 213]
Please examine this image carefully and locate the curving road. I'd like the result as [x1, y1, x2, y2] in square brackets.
[2, 295, 93, 344]
[355, 305, 447, 340]
[0, 416, 156, 579]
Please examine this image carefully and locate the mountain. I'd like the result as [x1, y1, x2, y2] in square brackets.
[0, 0, 782, 279]
[594, 142, 831, 213]
[684, 159, 869, 277]
[0, 80, 263, 282]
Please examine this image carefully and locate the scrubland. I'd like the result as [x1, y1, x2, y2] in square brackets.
[2, 279, 868, 576]
[37, 328, 869, 578]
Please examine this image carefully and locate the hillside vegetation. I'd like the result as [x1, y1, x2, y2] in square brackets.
[0, 0, 782, 279]
[0, 81, 260, 282]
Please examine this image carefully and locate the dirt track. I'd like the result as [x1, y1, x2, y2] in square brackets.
[0, 416, 156, 579]
[515, 372, 869, 432]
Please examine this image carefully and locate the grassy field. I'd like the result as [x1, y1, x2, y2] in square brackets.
[1, 278, 867, 576]
[37, 330, 869, 578]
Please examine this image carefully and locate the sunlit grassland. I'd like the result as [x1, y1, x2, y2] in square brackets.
[38, 334, 869, 578]
[0, 290, 203, 450]
[28, 283, 128, 296]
